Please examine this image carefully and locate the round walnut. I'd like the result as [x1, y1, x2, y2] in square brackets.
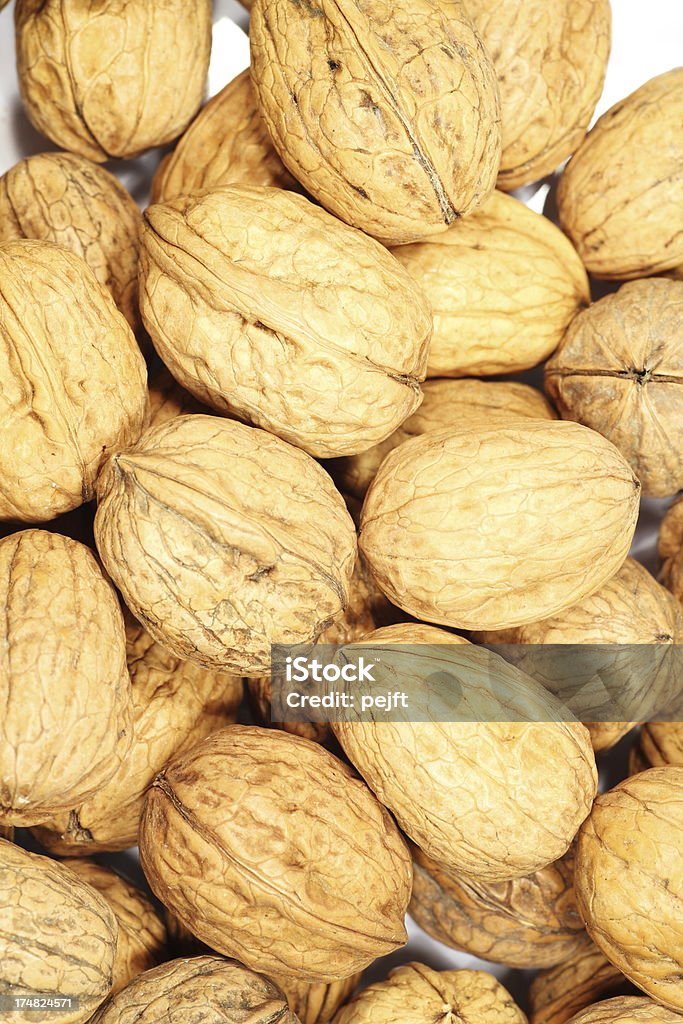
[139, 725, 412, 981]
[575, 767, 683, 1010]
[333, 378, 556, 501]
[139, 185, 431, 458]
[557, 69, 683, 279]
[360, 421, 640, 631]
[332, 964, 526, 1024]
[147, 365, 208, 429]
[546, 279, 683, 497]
[566, 998, 683, 1024]
[32, 614, 242, 855]
[60, 860, 167, 995]
[250, 0, 501, 245]
[659, 495, 683, 604]
[391, 190, 589, 377]
[151, 70, 297, 204]
[0, 240, 147, 523]
[15, 0, 212, 162]
[630, 722, 683, 775]
[89, 956, 299, 1024]
[467, 0, 611, 190]
[410, 844, 584, 969]
[95, 415, 357, 674]
[529, 938, 626, 1024]
[0, 531, 132, 827]
[0, 839, 117, 1024]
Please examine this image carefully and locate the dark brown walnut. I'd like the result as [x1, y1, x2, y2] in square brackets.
[566, 998, 683, 1024]
[139, 725, 412, 981]
[529, 937, 627, 1024]
[332, 963, 527, 1024]
[139, 186, 431, 458]
[147, 365, 208, 429]
[95, 415, 357, 674]
[410, 844, 585, 969]
[546, 279, 683, 497]
[0, 240, 148, 523]
[466, 0, 611, 190]
[659, 496, 683, 604]
[630, 722, 683, 775]
[61, 860, 167, 995]
[151, 70, 297, 204]
[15, 0, 212, 162]
[250, 0, 501, 245]
[32, 614, 243, 854]
[575, 767, 683, 1010]
[0, 152, 142, 331]
[557, 69, 683, 279]
[0, 530, 132, 827]
[89, 956, 299, 1024]
[0, 839, 117, 1024]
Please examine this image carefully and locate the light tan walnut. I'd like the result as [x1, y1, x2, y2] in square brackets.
[630, 723, 683, 775]
[659, 496, 683, 604]
[529, 938, 627, 1024]
[147, 365, 208, 429]
[567, 998, 683, 1024]
[272, 974, 361, 1024]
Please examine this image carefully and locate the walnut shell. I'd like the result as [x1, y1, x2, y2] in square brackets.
[659, 496, 683, 604]
[151, 70, 297, 204]
[0, 240, 147, 523]
[0, 839, 117, 1024]
[546, 279, 683, 497]
[15, 0, 212, 162]
[272, 974, 361, 1024]
[332, 963, 526, 1024]
[575, 767, 683, 1010]
[360, 420, 640, 631]
[0, 530, 132, 827]
[60, 860, 167, 995]
[630, 723, 683, 775]
[89, 956, 299, 1024]
[567, 998, 683, 1024]
[529, 938, 626, 1024]
[409, 844, 585, 969]
[557, 69, 683, 279]
[139, 725, 412, 982]
[250, 0, 501, 244]
[0, 153, 142, 331]
[32, 615, 242, 855]
[94, 415, 357, 674]
[139, 186, 431, 458]
[333, 378, 556, 501]
[147, 365, 208, 429]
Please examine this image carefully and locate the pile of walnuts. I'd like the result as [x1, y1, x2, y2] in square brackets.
[0, 0, 682, 1022]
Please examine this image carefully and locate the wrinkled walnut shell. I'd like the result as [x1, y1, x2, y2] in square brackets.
[630, 722, 683, 775]
[529, 937, 627, 1024]
[147, 365, 208, 429]
[659, 496, 683, 604]
[567, 998, 683, 1024]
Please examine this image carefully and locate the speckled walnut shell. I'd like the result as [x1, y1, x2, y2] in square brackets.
[630, 723, 683, 775]
[467, 0, 611, 190]
[529, 938, 626, 1024]
[151, 70, 297, 204]
[15, 0, 212, 161]
[139, 725, 412, 981]
[546, 279, 683, 497]
[95, 415, 357, 674]
[0, 839, 117, 1024]
[557, 69, 683, 279]
[360, 421, 639, 631]
[566, 998, 683, 1024]
[575, 767, 683, 1010]
[147, 365, 208, 429]
[273, 974, 361, 1024]
[139, 186, 431, 458]
[0, 153, 142, 331]
[391, 190, 589, 377]
[331, 963, 527, 1024]
[333, 378, 556, 501]
[659, 496, 683, 604]
[250, 0, 501, 244]
[0, 240, 147, 523]
[0, 530, 132, 827]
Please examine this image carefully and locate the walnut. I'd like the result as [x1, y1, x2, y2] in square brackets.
[147, 365, 208, 429]
[529, 938, 627, 1024]
[659, 496, 683, 604]
[273, 974, 361, 1024]
[566, 998, 683, 1024]
[630, 723, 683, 775]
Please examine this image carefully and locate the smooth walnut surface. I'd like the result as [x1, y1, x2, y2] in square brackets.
[139, 185, 431, 458]
[95, 415, 357, 674]
[0, 530, 132, 827]
[0, 240, 147, 523]
[139, 725, 412, 981]
[0, 839, 117, 1024]
[630, 722, 683, 775]
[360, 420, 640, 631]
[467, 0, 611, 190]
[250, 0, 501, 244]
[546, 279, 683, 497]
[558, 69, 683, 279]
[575, 767, 683, 1010]
[529, 937, 626, 1024]
[333, 623, 597, 881]
[391, 190, 589, 377]
[15, 0, 212, 161]
[567, 998, 683, 1024]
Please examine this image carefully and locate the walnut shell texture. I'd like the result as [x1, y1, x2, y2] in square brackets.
[630, 723, 683, 775]
[139, 725, 412, 981]
[250, 0, 501, 244]
[273, 973, 361, 1024]
[659, 496, 683, 604]
[15, 0, 212, 161]
[557, 69, 683, 279]
[139, 186, 431, 458]
[529, 938, 626, 1024]
[567, 998, 683, 1024]
[0, 240, 148, 523]
[147, 364, 208, 429]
